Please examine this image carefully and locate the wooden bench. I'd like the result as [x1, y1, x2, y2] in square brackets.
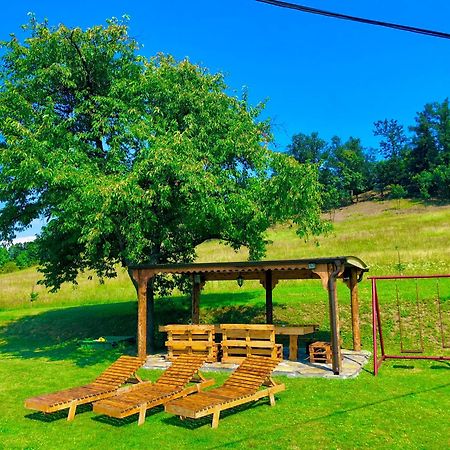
[219, 324, 282, 363]
[159, 324, 218, 362]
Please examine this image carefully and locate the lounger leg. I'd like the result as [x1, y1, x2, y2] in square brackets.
[67, 402, 77, 421]
[269, 392, 276, 407]
[138, 404, 147, 426]
[212, 409, 220, 429]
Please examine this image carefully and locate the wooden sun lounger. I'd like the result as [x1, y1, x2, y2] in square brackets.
[93, 354, 215, 426]
[165, 355, 285, 428]
[24, 355, 146, 421]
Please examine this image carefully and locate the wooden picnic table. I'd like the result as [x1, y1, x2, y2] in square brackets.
[274, 325, 319, 361]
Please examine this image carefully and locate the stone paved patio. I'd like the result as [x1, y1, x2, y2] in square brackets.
[143, 349, 371, 379]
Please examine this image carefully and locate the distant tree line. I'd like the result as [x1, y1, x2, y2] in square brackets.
[288, 98, 450, 210]
[0, 241, 38, 273]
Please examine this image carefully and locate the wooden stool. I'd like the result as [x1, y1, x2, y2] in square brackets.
[309, 341, 333, 363]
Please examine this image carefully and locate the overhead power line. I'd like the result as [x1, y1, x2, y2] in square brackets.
[256, 0, 450, 40]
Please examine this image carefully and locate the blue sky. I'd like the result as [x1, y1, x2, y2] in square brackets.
[2, 0, 450, 237]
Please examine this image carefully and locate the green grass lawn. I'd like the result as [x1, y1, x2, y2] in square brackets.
[0, 317, 449, 450]
[1, 199, 450, 448]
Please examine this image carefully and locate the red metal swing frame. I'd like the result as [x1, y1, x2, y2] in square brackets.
[370, 274, 450, 375]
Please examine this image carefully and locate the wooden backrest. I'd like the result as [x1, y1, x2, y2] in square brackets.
[155, 354, 206, 389]
[159, 324, 216, 362]
[220, 324, 275, 342]
[222, 355, 280, 393]
[93, 355, 146, 388]
[220, 324, 281, 362]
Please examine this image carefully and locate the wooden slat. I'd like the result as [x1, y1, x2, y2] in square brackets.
[222, 340, 277, 348]
[220, 324, 275, 331]
[167, 341, 213, 350]
[160, 325, 215, 332]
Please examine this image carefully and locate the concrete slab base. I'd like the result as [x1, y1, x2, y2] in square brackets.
[143, 349, 371, 379]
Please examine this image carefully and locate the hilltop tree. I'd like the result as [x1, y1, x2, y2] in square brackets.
[287, 131, 327, 164]
[408, 99, 450, 198]
[287, 132, 374, 209]
[373, 119, 409, 194]
[0, 17, 326, 311]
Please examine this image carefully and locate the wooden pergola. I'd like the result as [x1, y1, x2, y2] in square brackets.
[130, 256, 369, 374]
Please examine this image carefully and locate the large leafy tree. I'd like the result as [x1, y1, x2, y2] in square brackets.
[0, 17, 326, 298]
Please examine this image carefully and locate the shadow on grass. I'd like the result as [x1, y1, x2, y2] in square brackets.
[393, 364, 416, 370]
[162, 399, 270, 430]
[0, 302, 139, 366]
[25, 404, 92, 423]
[430, 361, 450, 369]
[92, 405, 164, 427]
[0, 292, 298, 367]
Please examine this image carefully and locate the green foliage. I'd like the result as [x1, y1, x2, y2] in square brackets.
[0, 246, 9, 266]
[0, 260, 18, 273]
[288, 132, 374, 210]
[0, 241, 38, 272]
[373, 119, 410, 194]
[287, 131, 326, 164]
[0, 17, 326, 294]
[373, 119, 408, 160]
[373, 100, 450, 200]
[389, 184, 407, 200]
[408, 99, 450, 198]
[290, 100, 450, 204]
[29, 287, 39, 302]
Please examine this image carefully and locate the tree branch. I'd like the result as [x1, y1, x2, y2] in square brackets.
[67, 30, 94, 93]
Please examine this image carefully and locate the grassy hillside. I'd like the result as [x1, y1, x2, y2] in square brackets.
[198, 198, 450, 274]
[1, 199, 449, 311]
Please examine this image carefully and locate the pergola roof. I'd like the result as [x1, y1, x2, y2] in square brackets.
[129, 256, 368, 282]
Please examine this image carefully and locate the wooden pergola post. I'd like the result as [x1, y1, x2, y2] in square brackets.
[146, 278, 156, 354]
[350, 268, 361, 351]
[328, 263, 342, 374]
[265, 270, 273, 324]
[192, 275, 202, 324]
[136, 272, 148, 359]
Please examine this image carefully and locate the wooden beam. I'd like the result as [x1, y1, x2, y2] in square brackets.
[328, 263, 342, 374]
[137, 273, 147, 358]
[265, 270, 273, 324]
[350, 268, 362, 351]
[311, 263, 330, 290]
